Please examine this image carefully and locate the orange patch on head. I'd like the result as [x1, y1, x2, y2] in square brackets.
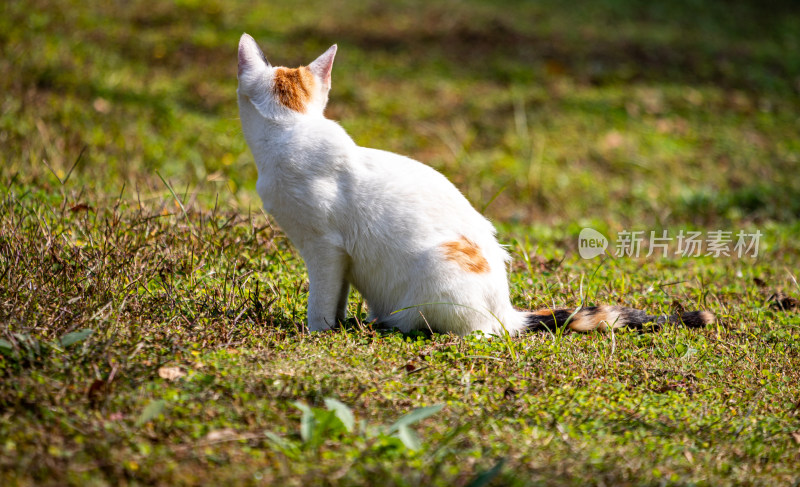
[272, 66, 315, 112]
[441, 236, 490, 274]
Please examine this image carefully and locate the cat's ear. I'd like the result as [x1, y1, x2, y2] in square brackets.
[238, 33, 270, 76]
[308, 45, 337, 89]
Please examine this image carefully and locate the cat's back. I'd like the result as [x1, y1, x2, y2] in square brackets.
[356, 148, 477, 208]
[350, 147, 495, 240]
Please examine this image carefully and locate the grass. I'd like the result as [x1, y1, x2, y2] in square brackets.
[2, 0, 800, 485]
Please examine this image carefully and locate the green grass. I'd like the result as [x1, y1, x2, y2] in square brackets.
[2, 0, 800, 485]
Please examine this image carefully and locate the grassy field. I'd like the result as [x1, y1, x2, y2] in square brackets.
[2, 0, 800, 485]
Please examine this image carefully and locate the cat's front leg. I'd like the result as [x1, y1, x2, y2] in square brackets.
[336, 281, 349, 322]
[304, 248, 349, 332]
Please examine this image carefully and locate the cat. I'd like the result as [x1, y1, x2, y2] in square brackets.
[236, 33, 714, 336]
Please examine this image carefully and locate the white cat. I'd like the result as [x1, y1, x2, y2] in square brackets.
[236, 34, 714, 336]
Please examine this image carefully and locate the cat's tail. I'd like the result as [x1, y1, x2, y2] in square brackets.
[524, 305, 714, 332]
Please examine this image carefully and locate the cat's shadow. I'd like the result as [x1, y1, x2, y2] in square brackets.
[339, 317, 434, 340]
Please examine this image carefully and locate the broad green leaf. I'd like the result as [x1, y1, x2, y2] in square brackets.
[396, 424, 421, 450]
[0, 339, 12, 356]
[314, 409, 341, 440]
[387, 404, 444, 434]
[135, 399, 166, 427]
[292, 401, 315, 443]
[60, 329, 93, 348]
[465, 459, 506, 487]
[324, 398, 354, 432]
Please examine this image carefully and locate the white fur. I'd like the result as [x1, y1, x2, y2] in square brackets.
[237, 34, 528, 336]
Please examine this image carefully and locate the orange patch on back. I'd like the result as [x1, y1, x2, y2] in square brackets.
[272, 66, 314, 112]
[441, 236, 490, 274]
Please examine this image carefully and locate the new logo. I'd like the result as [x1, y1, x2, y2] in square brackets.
[578, 228, 609, 259]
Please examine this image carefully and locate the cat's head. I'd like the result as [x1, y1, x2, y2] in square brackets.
[237, 33, 336, 121]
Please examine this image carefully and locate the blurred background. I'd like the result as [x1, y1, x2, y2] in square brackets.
[2, 0, 799, 230]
